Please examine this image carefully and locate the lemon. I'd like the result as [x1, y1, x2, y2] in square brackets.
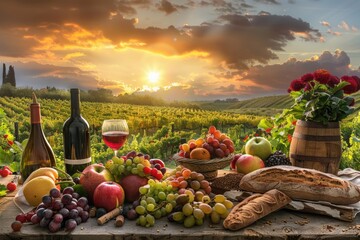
[23, 176, 56, 206]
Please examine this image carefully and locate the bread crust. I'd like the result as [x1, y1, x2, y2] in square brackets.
[223, 189, 291, 230]
[239, 166, 360, 205]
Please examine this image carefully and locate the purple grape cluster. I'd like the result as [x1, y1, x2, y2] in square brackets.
[30, 186, 90, 233]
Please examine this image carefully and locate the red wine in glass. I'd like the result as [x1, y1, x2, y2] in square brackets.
[102, 119, 129, 157]
[102, 131, 129, 150]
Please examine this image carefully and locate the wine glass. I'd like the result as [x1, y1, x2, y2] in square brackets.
[102, 119, 129, 157]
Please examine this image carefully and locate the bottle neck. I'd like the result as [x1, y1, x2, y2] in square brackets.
[30, 103, 41, 124]
[70, 90, 81, 117]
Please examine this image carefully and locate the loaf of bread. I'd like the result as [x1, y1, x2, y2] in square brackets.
[211, 173, 244, 194]
[239, 166, 360, 205]
[223, 189, 291, 230]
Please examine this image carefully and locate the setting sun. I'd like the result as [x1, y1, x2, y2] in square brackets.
[147, 71, 160, 84]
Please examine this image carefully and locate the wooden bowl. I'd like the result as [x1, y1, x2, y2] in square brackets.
[172, 153, 234, 181]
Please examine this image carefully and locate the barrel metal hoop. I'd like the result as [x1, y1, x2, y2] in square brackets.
[292, 132, 341, 141]
[290, 154, 340, 163]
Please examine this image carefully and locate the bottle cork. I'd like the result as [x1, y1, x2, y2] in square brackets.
[114, 215, 125, 227]
[97, 207, 122, 225]
[89, 207, 97, 218]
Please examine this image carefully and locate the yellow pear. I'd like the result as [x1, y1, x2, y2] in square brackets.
[23, 167, 58, 184]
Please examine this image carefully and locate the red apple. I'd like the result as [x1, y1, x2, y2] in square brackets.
[149, 159, 165, 168]
[235, 154, 265, 174]
[93, 181, 125, 212]
[230, 153, 242, 170]
[119, 174, 148, 202]
[80, 164, 114, 200]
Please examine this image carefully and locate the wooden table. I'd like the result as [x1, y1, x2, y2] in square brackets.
[1, 175, 360, 240]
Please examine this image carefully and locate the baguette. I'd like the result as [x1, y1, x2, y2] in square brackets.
[223, 189, 291, 230]
[239, 166, 360, 205]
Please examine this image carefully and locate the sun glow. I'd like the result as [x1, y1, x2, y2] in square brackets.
[147, 71, 160, 84]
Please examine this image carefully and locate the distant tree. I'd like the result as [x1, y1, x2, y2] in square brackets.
[0, 83, 16, 96]
[2, 63, 16, 87]
[8, 66, 16, 87]
[2, 64, 5, 83]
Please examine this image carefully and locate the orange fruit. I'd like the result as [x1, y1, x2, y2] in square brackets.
[214, 130, 221, 140]
[208, 126, 216, 134]
[190, 148, 211, 160]
[195, 138, 205, 147]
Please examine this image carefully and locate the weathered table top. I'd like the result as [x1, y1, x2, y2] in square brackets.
[1, 174, 360, 240]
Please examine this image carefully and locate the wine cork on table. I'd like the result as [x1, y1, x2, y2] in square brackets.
[115, 215, 125, 227]
[97, 207, 122, 225]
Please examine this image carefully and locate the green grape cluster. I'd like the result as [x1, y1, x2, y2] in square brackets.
[105, 155, 152, 182]
[164, 166, 233, 228]
[134, 179, 178, 227]
[169, 193, 234, 228]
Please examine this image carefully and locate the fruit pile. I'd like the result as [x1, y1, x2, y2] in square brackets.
[121, 166, 233, 228]
[22, 167, 74, 207]
[167, 167, 233, 227]
[230, 136, 293, 174]
[105, 151, 166, 182]
[12, 150, 236, 231]
[178, 126, 235, 160]
[12, 186, 90, 232]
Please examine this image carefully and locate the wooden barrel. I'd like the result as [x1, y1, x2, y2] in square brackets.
[289, 120, 341, 175]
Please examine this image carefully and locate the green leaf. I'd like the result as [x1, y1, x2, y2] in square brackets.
[257, 118, 273, 130]
[332, 81, 349, 94]
[0, 184, 7, 197]
[9, 162, 19, 172]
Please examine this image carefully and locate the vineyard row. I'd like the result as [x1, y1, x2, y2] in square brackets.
[0, 96, 262, 165]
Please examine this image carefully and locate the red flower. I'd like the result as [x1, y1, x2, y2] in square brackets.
[304, 81, 315, 91]
[292, 120, 297, 125]
[7, 140, 13, 146]
[3, 134, 8, 139]
[265, 128, 272, 133]
[287, 134, 292, 143]
[300, 73, 314, 83]
[353, 76, 360, 91]
[243, 135, 249, 142]
[254, 133, 259, 137]
[327, 75, 340, 88]
[313, 69, 330, 84]
[289, 79, 305, 92]
[341, 76, 359, 94]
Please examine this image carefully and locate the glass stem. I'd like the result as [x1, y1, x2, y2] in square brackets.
[114, 150, 118, 157]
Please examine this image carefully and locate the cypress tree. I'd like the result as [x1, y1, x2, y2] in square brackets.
[2, 64, 16, 87]
[8, 65, 16, 87]
[2, 63, 5, 84]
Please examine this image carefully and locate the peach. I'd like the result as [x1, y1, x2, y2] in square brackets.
[235, 154, 265, 174]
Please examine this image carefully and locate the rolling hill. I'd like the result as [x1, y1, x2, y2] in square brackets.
[195, 93, 360, 117]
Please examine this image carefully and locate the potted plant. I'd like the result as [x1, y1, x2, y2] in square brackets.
[287, 69, 360, 174]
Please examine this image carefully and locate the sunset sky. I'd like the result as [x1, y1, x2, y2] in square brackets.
[1, 0, 360, 101]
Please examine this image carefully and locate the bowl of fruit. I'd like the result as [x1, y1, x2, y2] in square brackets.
[172, 126, 235, 181]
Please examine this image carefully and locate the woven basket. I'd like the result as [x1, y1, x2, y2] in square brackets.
[172, 153, 233, 181]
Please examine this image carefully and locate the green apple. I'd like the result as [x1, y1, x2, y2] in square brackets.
[245, 137, 272, 160]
